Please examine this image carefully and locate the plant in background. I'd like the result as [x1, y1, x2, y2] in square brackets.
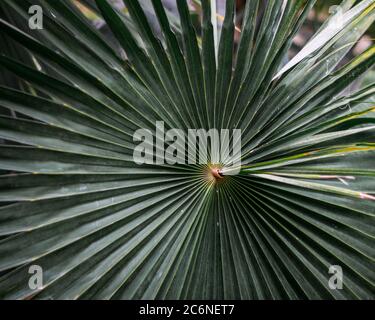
[0, 0, 374, 299]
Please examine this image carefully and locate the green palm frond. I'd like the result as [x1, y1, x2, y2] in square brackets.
[0, 0, 374, 299]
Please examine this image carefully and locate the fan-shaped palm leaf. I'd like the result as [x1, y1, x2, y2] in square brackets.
[0, 0, 374, 299]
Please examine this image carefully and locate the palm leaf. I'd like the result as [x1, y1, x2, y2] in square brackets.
[0, 0, 374, 299]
